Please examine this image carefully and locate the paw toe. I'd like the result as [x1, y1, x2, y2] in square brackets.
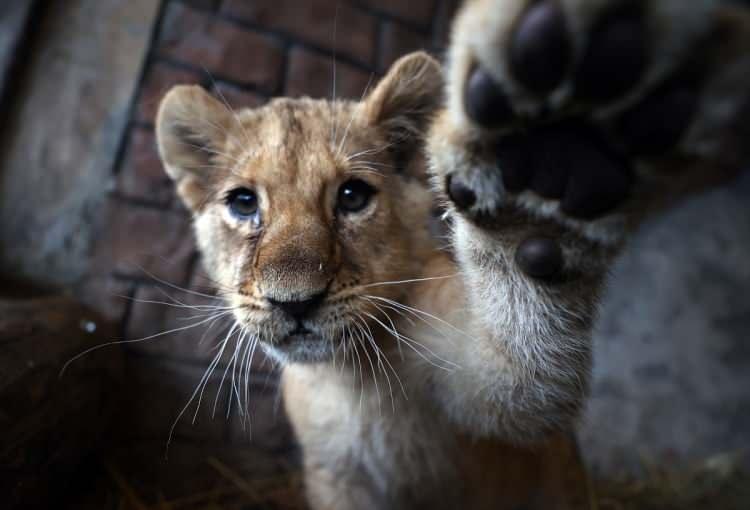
[446, 174, 478, 210]
[510, 0, 571, 94]
[575, 6, 648, 103]
[515, 237, 563, 280]
[616, 84, 698, 156]
[464, 66, 514, 127]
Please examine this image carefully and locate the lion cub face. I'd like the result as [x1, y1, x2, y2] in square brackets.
[156, 53, 442, 364]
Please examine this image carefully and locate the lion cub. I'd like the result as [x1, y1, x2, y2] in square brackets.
[156, 0, 750, 508]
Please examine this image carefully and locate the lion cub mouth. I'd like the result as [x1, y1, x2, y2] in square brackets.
[264, 325, 332, 364]
[284, 326, 320, 344]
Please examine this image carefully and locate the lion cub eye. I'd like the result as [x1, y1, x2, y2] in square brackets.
[337, 179, 376, 214]
[226, 188, 259, 219]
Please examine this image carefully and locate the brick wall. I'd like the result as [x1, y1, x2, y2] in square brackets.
[73, 0, 458, 504]
[89, 0, 461, 383]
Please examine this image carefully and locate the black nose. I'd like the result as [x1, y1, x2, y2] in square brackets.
[267, 291, 326, 319]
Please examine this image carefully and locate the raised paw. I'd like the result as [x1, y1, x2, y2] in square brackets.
[429, 0, 750, 248]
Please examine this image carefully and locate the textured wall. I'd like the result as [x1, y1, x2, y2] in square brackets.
[0, 0, 160, 287]
[584, 172, 750, 473]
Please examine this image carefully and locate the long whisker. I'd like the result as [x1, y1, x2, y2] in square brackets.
[348, 168, 383, 176]
[368, 299, 416, 329]
[227, 326, 250, 420]
[203, 67, 254, 149]
[361, 299, 409, 360]
[337, 323, 351, 378]
[60, 310, 233, 377]
[336, 73, 375, 158]
[190, 269, 238, 294]
[360, 311, 459, 372]
[330, 322, 340, 373]
[166, 321, 240, 456]
[191, 109, 246, 158]
[183, 71, 249, 153]
[352, 313, 404, 408]
[343, 144, 395, 162]
[135, 265, 231, 300]
[348, 162, 393, 171]
[351, 319, 382, 413]
[364, 294, 469, 341]
[348, 159, 395, 169]
[241, 329, 261, 431]
[213, 326, 245, 419]
[116, 293, 232, 312]
[330, 3, 340, 149]
[175, 139, 243, 165]
[349, 326, 365, 411]
[180, 162, 241, 173]
[198, 324, 243, 424]
[359, 274, 459, 289]
[198, 314, 233, 349]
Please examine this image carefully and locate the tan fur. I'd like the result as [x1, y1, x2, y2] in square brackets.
[155, 3, 750, 508]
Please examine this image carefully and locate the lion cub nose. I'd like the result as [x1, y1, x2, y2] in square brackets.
[267, 291, 326, 319]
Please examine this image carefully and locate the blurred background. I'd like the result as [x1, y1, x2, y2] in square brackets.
[1, 1, 749, 508]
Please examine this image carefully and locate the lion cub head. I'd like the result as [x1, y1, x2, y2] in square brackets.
[156, 52, 443, 364]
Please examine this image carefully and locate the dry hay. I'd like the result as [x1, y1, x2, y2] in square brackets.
[103, 452, 749, 509]
[592, 453, 750, 510]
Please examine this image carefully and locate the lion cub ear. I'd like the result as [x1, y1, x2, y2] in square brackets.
[156, 85, 233, 210]
[365, 51, 444, 153]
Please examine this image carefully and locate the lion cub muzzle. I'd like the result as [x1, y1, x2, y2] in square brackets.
[254, 215, 335, 303]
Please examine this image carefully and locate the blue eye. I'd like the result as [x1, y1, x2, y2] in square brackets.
[226, 188, 259, 219]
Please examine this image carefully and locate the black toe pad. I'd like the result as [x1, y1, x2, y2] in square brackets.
[575, 6, 648, 102]
[616, 85, 697, 156]
[464, 66, 514, 127]
[511, 0, 571, 94]
[447, 174, 478, 210]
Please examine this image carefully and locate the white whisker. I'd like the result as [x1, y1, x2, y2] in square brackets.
[352, 319, 382, 412]
[213, 326, 245, 418]
[353, 314, 405, 409]
[330, 3, 340, 149]
[361, 311, 459, 372]
[60, 310, 233, 377]
[336, 73, 375, 158]
[205, 69, 254, 150]
[349, 326, 365, 411]
[242, 330, 261, 431]
[359, 274, 459, 289]
[365, 294, 469, 341]
[116, 293, 232, 313]
[166, 321, 240, 456]
[176, 139, 243, 165]
[344, 144, 395, 162]
[134, 265, 230, 300]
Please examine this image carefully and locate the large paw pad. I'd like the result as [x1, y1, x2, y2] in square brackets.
[514, 237, 564, 280]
